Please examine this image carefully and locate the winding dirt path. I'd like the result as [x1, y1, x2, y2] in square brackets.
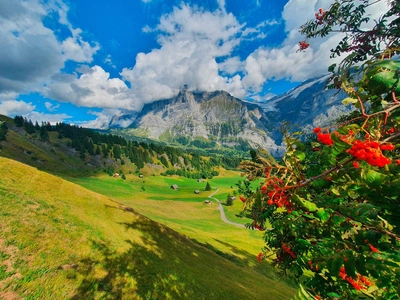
[208, 189, 246, 228]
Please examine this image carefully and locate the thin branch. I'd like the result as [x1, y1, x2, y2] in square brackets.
[299, 157, 355, 187]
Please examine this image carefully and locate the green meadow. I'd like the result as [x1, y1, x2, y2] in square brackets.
[68, 171, 265, 260]
[0, 157, 295, 299]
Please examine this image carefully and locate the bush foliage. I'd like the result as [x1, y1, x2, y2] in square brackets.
[241, 1, 400, 299]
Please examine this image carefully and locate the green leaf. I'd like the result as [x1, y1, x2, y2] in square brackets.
[342, 97, 358, 105]
[331, 187, 341, 196]
[297, 238, 311, 247]
[344, 251, 356, 277]
[368, 69, 400, 94]
[294, 150, 306, 161]
[292, 195, 318, 212]
[364, 169, 386, 188]
[311, 142, 320, 148]
[316, 209, 330, 222]
[327, 293, 340, 298]
[355, 255, 367, 276]
[331, 257, 343, 276]
[385, 179, 400, 197]
[332, 215, 346, 225]
[348, 189, 359, 199]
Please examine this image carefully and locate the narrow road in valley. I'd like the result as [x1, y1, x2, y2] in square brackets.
[208, 189, 246, 228]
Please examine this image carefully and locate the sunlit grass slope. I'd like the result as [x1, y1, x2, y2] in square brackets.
[69, 173, 266, 262]
[0, 157, 295, 299]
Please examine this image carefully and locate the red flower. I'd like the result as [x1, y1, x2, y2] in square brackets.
[353, 161, 360, 168]
[396, 159, 400, 166]
[313, 127, 321, 133]
[240, 196, 246, 203]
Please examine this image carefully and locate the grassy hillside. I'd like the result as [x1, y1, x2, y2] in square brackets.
[68, 171, 267, 258]
[69, 173, 266, 265]
[0, 157, 295, 299]
[0, 118, 105, 176]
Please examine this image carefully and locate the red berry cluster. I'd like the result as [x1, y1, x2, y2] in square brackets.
[239, 196, 246, 203]
[349, 140, 394, 167]
[261, 175, 293, 210]
[253, 222, 263, 231]
[298, 40, 310, 50]
[339, 267, 373, 290]
[315, 8, 326, 25]
[314, 127, 333, 146]
[386, 127, 396, 135]
[338, 129, 355, 144]
[369, 244, 379, 253]
[308, 261, 319, 271]
[256, 252, 264, 262]
[267, 189, 291, 209]
[282, 243, 297, 259]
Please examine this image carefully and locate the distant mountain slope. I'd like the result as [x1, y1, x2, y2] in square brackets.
[116, 89, 284, 156]
[259, 74, 350, 142]
[0, 115, 242, 178]
[0, 156, 295, 299]
[0, 116, 108, 176]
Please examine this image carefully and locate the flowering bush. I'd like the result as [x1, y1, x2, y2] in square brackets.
[241, 1, 400, 299]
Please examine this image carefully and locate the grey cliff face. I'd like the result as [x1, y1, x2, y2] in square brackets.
[259, 74, 350, 143]
[126, 89, 284, 156]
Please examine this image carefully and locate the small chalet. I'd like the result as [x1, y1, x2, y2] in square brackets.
[230, 196, 236, 200]
[204, 200, 211, 204]
[139, 174, 143, 178]
[194, 190, 200, 194]
[197, 179, 203, 183]
[113, 173, 120, 178]
[171, 184, 179, 190]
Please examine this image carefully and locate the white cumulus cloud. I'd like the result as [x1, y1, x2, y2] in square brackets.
[0, 99, 70, 123]
[0, 0, 99, 95]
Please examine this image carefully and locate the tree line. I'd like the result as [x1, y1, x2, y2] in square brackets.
[11, 116, 242, 176]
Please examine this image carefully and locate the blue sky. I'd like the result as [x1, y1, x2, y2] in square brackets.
[0, 0, 387, 127]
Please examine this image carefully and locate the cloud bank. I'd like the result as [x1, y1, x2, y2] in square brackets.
[0, 0, 391, 127]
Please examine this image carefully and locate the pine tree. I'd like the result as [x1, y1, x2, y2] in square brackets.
[79, 145, 85, 161]
[205, 182, 211, 191]
[0, 122, 8, 141]
[13, 116, 24, 127]
[226, 194, 233, 206]
[40, 125, 49, 141]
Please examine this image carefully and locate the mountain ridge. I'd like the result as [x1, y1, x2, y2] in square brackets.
[114, 89, 284, 155]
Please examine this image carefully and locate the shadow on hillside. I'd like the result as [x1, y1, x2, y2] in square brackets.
[191, 238, 280, 280]
[72, 218, 197, 299]
[72, 215, 266, 299]
[71, 203, 296, 299]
